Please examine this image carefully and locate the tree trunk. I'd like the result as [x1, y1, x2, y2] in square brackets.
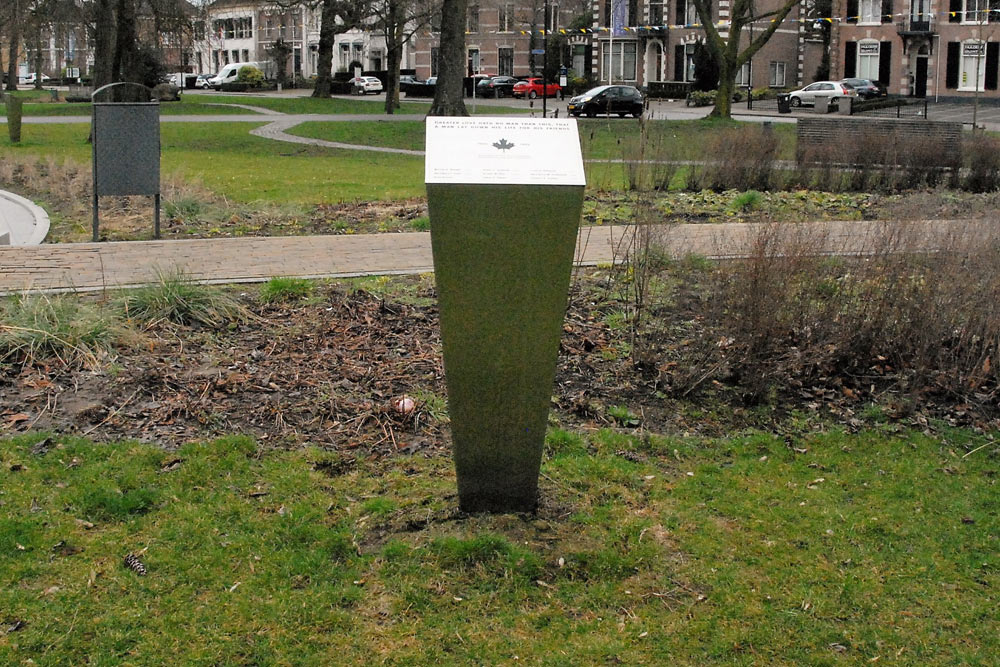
[429, 0, 468, 116]
[112, 0, 140, 99]
[7, 0, 20, 91]
[312, 0, 337, 98]
[92, 0, 115, 92]
[32, 22, 43, 90]
[711, 61, 735, 118]
[383, 0, 401, 114]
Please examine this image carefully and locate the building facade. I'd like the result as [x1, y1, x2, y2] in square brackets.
[589, 0, 813, 90]
[196, 0, 414, 78]
[411, 1, 592, 79]
[832, 0, 1000, 98]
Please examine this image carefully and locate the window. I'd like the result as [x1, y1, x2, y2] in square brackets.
[683, 0, 698, 24]
[649, 0, 664, 24]
[859, 0, 880, 22]
[960, 40, 986, 89]
[498, 47, 513, 75]
[241, 49, 249, 62]
[735, 62, 751, 86]
[857, 40, 880, 79]
[468, 5, 479, 32]
[231, 50, 240, 63]
[212, 17, 253, 40]
[545, 3, 558, 31]
[769, 61, 786, 86]
[371, 50, 383, 70]
[685, 43, 696, 81]
[497, 46, 514, 76]
[963, 0, 988, 22]
[339, 44, 350, 69]
[498, 3, 513, 31]
[431, 46, 440, 76]
[602, 41, 638, 81]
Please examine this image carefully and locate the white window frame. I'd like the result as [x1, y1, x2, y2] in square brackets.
[685, 0, 698, 25]
[962, 0, 988, 23]
[959, 40, 986, 90]
[734, 62, 751, 86]
[769, 61, 786, 87]
[859, 0, 881, 24]
[498, 3, 513, 32]
[498, 47, 514, 76]
[857, 39, 880, 79]
[602, 41, 638, 82]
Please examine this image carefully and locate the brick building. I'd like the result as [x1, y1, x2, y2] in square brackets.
[411, 0, 592, 79]
[588, 0, 815, 89]
[831, 0, 1000, 99]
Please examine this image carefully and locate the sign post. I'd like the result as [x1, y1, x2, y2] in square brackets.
[425, 117, 586, 512]
[91, 83, 160, 241]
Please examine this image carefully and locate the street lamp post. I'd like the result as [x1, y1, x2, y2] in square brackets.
[543, 0, 548, 116]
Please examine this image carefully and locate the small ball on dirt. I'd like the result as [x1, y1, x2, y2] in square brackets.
[393, 396, 416, 415]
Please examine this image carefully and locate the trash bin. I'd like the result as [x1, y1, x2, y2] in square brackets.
[777, 93, 791, 114]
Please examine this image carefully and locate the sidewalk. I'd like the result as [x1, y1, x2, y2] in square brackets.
[0, 219, 987, 295]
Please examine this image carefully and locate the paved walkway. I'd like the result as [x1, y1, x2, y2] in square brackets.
[0, 219, 989, 295]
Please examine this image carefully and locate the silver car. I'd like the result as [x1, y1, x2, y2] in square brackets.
[788, 81, 858, 107]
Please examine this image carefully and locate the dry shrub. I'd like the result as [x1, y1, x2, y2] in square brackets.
[792, 129, 961, 193]
[686, 125, 778, 192]
[667, 221, 1000, 405]
[963, 131, 1000, 193]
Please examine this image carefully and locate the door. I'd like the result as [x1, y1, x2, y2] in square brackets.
[915, 55, 928, 97]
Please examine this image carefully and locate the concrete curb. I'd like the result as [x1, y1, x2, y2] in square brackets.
[0, 189, 50, 245]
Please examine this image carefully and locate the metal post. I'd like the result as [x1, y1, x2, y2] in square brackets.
[543, 0, 548, 118]
[92, 193, 99, 242]
[154, 194, 161, 239]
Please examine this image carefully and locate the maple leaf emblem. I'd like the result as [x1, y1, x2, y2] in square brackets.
[492, 138, 515, 151]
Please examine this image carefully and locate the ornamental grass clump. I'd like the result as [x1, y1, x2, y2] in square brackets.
[119, 270, 250, 327]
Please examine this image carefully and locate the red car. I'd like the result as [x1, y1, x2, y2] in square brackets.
[512, 77, 561, 99]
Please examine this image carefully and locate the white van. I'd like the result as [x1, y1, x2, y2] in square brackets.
[208, 62, 271, 89]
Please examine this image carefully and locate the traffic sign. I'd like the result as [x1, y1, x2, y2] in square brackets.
[531, 49, 545, 55]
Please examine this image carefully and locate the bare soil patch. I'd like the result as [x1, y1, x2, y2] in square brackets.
[3, 269, 996, 452]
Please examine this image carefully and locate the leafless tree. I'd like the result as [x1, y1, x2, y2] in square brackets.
[371, 0, 437, 113]
[692, 0, 802, 117]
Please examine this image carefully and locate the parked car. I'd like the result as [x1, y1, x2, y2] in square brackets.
[839, 78, 886, 99]
[350, 76, 384, 94]
[426, 76, 437, 86]
[787, 80, 858, 107]
[195, 74, 213, 89]
[567, 85, 644, 118]
[18, 72, 50, 85]
[476, 75, 519, 98]
[398, 75, 423, 94]
[512, 77, 561, 99]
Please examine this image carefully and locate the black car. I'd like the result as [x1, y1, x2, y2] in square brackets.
[475, 75, 519, 98]
[567, 85, 644, 118]
[840, 78, 887, 99]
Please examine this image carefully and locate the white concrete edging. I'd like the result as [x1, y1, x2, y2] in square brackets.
[0, 189, 50, 245]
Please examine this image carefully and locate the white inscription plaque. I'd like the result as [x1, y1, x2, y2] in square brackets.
[425, 117, 586, 186]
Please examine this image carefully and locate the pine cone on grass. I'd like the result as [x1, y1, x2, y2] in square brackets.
[123, 553, 147, 576]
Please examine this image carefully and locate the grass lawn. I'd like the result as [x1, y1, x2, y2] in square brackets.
[288, 120, 426, 151]
[0, 96, 263, 117]
[1, 427, 996, 663]
[0, 123, 425, 203]
[188, 93, 530, 116]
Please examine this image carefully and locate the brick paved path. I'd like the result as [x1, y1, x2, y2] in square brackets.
[1, 219, 988, 295]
